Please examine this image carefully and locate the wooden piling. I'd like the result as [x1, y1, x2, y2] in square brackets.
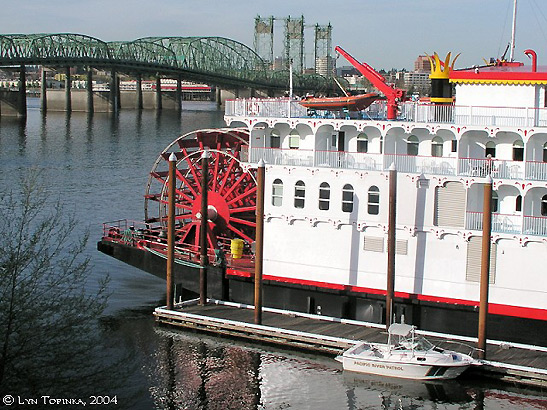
[386, 163, 397, 329]
[199, 151, 210, 305]
[166, 152, 177, 310]
[254, 160, 265, 324]
[478, 175, 493, 359]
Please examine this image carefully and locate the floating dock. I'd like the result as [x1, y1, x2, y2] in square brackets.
[155, 299, 547, 388]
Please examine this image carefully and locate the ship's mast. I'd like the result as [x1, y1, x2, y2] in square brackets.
[510, 0, 517, 61]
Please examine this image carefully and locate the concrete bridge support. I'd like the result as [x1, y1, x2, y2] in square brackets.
[136, 74, 143, 110]
[155, 76, 162, 110]
[110, 70, 120, 112]
[176, 75, 182, 110]
[86, 68, 94, 113]
[65, 67, 71, 112]
[41, 67, 47, 112]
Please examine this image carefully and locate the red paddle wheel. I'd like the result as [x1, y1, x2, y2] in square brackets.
[144, 128, 256, 257]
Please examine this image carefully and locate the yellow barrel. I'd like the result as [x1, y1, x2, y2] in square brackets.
[230, 238, 244, 259]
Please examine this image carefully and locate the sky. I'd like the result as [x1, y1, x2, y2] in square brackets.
[2, 0, 547, 71]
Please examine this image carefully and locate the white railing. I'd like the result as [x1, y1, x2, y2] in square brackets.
[225, 98, 547, 127]
[466, 212, 523, 235]
[314, 150, 383, 170]
[458, 158, 525, 180]
[525, 161, 547, 181]
[250, 147, 314, 166]
[383, 154, 457, 175]
[523, 215, 547, 236]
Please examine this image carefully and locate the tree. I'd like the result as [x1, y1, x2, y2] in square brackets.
[0, 171, 115, 397]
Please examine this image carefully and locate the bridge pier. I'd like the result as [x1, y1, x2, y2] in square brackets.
[110, 69, 120, 112]
[41, 67, 47, 112]
[176, 75, 182, 110]
[136, 74, 143, 110]
[86, 68, 94, 113]
[155, 76, 162, 110]
[65, 67, 72, 113]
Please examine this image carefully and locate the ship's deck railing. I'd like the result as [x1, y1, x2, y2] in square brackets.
[466, 212, 547, 236]
[101, 219, 255, 269]
[250, 147, 546, 181]
[225, 98, 547, 127]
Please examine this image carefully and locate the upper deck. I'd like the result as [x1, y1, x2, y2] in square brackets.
[225, 98, 547, 240]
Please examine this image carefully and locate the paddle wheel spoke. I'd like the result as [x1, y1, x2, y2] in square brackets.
[226, 224, 254, 244]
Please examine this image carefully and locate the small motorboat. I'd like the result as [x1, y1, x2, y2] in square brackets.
[335, 323, 480, 380]
[299, 92, 379, 111]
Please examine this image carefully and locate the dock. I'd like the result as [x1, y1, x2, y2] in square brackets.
[155, 299, 547, 388]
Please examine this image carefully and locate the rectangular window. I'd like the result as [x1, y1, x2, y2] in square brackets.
[451, 140, 458, 153]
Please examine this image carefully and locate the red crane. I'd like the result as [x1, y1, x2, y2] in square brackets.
[335, 45, 406, 120]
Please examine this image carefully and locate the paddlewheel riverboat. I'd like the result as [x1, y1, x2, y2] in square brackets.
[99, 47, 547, 346]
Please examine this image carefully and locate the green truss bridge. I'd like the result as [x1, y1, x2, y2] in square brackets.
[0, 33, 330, 92]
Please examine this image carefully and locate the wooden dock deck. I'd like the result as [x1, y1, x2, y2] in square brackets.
[154, 299, 547, 388]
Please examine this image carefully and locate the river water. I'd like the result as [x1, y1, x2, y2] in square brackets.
[0, 99, 545, 409]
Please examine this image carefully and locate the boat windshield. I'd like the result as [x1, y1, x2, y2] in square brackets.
[413, 336, 435, 351]
[398, 336, 435, 351]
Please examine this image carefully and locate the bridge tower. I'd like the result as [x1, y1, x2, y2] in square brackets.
[314, 23, 333, 77]
[254, 15, 274, 69]
[284, 15, 305, 74]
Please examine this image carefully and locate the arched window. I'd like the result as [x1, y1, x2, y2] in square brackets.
[512, 140, 524, 161]
[270, 129, 281, 149]
[431, 136, 443, 157]
[368, 186, 380, 215]
[541, 194, 547, 216]
[516, 195, 522, 212]
[294, 180, 305, 208]
[492, 191, 499, 213]
[357, 133, 368, 153]
[407, 135, 419, 156]
[289, 130, 300, 149]
[485, 141, 496, 158]
[272, 178, 283, 206]
[319, 182, 330, 210]
[342, 184, 354, 213]
[543, 142, 547, 162]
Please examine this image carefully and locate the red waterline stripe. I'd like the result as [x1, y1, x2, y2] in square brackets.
[226, 269, 546, 321]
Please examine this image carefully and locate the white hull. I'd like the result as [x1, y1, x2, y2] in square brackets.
[338, 355, 470, 380]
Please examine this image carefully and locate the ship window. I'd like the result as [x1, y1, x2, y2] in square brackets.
[485, 141, 496, 158]
[516, 195, 522, 212]
[272, 178, 283, 206]
[543, 142, 547, 162]
[542, 194, 547, 216]
[512, 140, 524, 162]
[294, 180, 305, 208]
[431, 136, 443, 157]
[357, 133, 369, 153]
[319, 182, 330, 210]
[368, 186, 380, 215]
[492, 191, 499, 213]
[270, 129, 281, 148]
[289, 130, 300, 149]
[407, 135, 419, 156]
[342, 184, 354, 213]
